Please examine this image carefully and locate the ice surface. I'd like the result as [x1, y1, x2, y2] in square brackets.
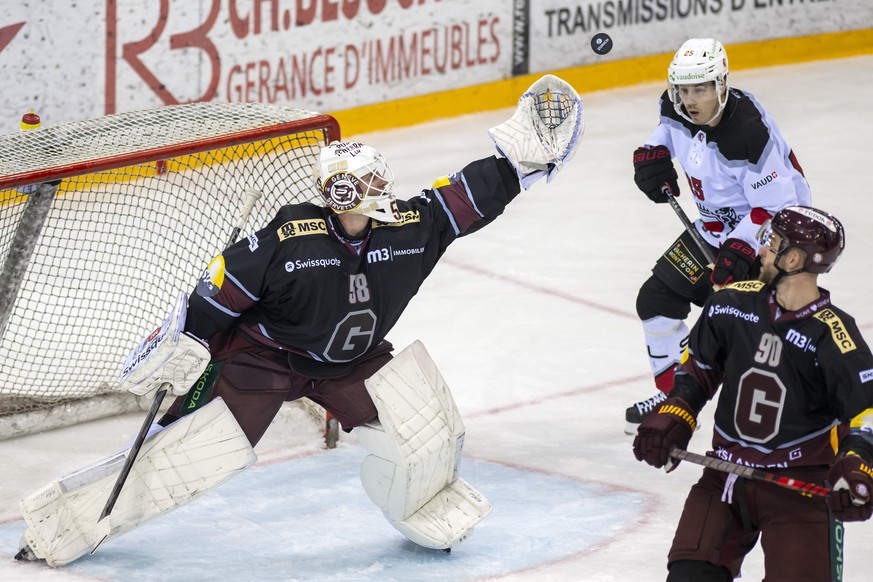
[1, 55, 871, 581]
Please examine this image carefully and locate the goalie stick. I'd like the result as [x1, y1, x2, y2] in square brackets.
[664, 189, 716, 267]
[95, 188, 264, 540]
[669, 447, 830, 499]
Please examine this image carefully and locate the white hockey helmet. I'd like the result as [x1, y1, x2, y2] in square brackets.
[314, 141, 400, 222]
[667, 38, 729, 124]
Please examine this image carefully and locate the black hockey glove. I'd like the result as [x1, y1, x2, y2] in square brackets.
[633, 145, 679, 203]
[633, 397, 696, 472]
[827, 452, 873, 522]
[710, 238, 758, 287]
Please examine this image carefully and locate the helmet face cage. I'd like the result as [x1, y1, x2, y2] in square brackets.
[668, 38, 729, 124]
[315, 141, 399, 222]
[764, 206, 845, 274]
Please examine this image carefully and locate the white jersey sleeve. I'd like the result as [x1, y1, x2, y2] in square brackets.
[649, 89, 811, 250]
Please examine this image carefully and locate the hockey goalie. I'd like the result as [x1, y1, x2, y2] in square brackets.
[16, 73, 583, 566]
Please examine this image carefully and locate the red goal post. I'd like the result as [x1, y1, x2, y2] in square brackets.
[0, 102, 340, 439]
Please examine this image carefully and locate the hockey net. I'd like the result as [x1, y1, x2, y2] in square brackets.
[0, 102, 340, 440]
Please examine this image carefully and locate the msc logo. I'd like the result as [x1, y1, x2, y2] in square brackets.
[814, 309, 857, 354]
[727, 280, 765, 293]
[373, 210, 421, 228]
[277, 219, 328, 240]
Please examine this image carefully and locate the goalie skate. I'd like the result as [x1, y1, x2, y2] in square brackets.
[14, 535, 39, 562]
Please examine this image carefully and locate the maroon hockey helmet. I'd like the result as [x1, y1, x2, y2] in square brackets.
[760, 206, 845, 274]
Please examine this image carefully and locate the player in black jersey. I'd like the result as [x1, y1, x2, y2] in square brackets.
[625, 38, 812, 434]
[15, 75, 585, 567]
[633, 206, 873, 581]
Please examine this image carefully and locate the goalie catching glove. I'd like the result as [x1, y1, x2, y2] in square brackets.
[120, 292, 211, 397]
[488, 74, 583, 189]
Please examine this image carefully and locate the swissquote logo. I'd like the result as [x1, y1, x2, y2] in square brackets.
[121, 325, 168, 379]
[707, 304, 759, 322]
[285, 257, 341, 272]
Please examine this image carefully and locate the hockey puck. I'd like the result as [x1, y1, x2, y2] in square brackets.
[591, 33, 613, 55]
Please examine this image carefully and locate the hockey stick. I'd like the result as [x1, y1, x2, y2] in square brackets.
[94, 188, 263, 541]
[668, 447, 831, 499]
[97, 382, 169, 525]
[664, 188, 716, 267]
[827, 483, 846, 582]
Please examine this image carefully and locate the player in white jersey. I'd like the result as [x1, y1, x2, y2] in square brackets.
[625, 38, 812, 434]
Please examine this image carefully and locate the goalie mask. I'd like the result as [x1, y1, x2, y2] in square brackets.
[668, 38, 729, 125]
[314, 141, 400, 222]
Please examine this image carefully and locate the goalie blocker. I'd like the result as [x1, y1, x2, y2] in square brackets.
[120, 291, 211, 398]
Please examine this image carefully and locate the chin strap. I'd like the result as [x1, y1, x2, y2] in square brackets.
[766, 246, 806, 290]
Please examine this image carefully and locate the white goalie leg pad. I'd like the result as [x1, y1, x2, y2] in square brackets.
[358, 340, 492, 549]
[488, 74, 584, 189]
[388, 477, 492, 550]
[19, 397, 256, 567]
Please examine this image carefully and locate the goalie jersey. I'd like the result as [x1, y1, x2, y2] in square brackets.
[674, 281, 873, 468]
[646, 88, 812, 250]
[185, 156, 519, 373]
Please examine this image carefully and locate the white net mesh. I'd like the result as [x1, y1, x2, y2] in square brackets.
[0, 102, 339, 437]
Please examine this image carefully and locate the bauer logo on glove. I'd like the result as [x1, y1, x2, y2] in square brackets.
[633, 145, 680, 203]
